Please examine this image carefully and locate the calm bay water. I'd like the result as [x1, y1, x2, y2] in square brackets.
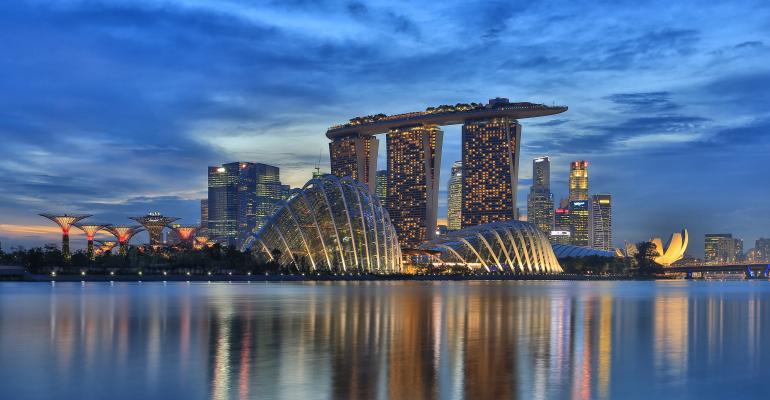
[1, 281, 769, 399]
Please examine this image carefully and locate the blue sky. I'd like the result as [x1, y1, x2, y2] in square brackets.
[1, 0, 769, 257]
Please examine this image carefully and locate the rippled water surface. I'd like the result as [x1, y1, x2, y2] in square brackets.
[1, 281, 770, 399]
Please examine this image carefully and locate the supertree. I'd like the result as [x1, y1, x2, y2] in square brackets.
[172, 225, 199, 246]
[130, 212, 179, 246]
[76, 223, 110, 260]
[94, 240, 119, 256]
[106, 225, 144, 256]
[39, 213, 92, 261]
[193, 235, 210, 250]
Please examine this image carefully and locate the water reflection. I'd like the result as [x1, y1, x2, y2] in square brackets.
[1, 281, 770, 399]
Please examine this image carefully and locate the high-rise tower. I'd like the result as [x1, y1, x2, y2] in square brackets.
[461, 115, 520, 227]
[569, 160, 589, 201]
[375, 170, 387, 203]
[589, 194, 612, 251]
[446, 161, 463, 231]
[526, 157, 554, 234]
[208, 162, 283, 246]
[386, 125, 442, 247]
[569, 200, 589, 247]
[329, 135, 379, 193]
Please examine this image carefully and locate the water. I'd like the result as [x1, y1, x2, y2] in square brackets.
[1, 281, 769, 399]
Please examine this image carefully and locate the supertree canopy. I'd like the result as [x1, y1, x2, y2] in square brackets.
[106, 225, 144, 255]
[172, 225, 199, 243]
[39, 213, 92, 260]
[94, 240, 119, 256]
[130, 212, 179, 246]
[76, 223, 110, 260]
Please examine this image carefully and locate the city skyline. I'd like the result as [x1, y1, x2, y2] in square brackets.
[1, 1, 769, 257]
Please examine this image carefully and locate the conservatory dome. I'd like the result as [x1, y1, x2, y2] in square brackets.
[242, 175, 402, 273]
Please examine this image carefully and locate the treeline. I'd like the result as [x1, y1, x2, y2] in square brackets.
[558, 241, 664, 277]
[0, 244, 288, 275]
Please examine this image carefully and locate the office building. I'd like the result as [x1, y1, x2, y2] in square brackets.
[704, 233, 735, 263]
[569, 200, 589, 247]
[734, 238, 744, 261]
[551, 207, 571, 245]
[386, 125, 442, 247]
[446, 161, 462, 231]
[589, 194, 612, 251]
[756, 238, 770, 261]
[526, 157, 554, 234]
[569, 160, 589, 201]
[208, 162, 283, 246]
[200, 199, 208, 233]
[461, 115, 520, 228]
[375, 169, 387, 203]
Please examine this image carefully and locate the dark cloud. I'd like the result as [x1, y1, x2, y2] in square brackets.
[1, 0, 770, 255]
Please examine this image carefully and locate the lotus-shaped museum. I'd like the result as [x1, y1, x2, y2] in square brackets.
[242, 175, 402, 273]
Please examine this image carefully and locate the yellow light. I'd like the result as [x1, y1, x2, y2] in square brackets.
[217, 167, 225, 173]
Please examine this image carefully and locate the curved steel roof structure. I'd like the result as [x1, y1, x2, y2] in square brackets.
[552, 244, 616, 258]
[242, 175, 402, 273]
[326, 101, 567, 138]
[420, 220, 562, 274]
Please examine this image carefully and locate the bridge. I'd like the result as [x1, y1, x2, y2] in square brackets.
[665, 262, 770, 279]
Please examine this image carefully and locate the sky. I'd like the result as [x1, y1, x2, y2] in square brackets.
[1, 0, 769, 257]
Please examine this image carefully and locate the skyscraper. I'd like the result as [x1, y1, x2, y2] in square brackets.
[208, 164, 240, 244]
[756, 238, 770, 261]
[551, 207, 571, 245]
[461, 114, 520, 228]
[704, 233, 734, 263]
[208, 162, 283, 246]
[589, 194, 612, 251]
[386, 126, 443, 247]
[200, 199, 208, 234]
[526, 157, 554, 234]
[569, 200, 589, 247]
[446, 161, 462, 231]
[375, 169, 387, 203]
[733, 237, 744, 261]
[569, 160, 589, 201]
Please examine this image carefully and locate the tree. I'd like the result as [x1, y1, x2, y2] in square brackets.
[635, 241, 663, 277]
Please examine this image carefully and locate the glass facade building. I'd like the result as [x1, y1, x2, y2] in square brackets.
[461, 117, 520, 228]
[208, 162, 283, 246]
[243, 175, 402, 273]
[375, 170, 387, 204]
[447, 161, 463, 231]
[527, 157, 554, 235]
[568, 200, 589, 247]
[589, 194, 612, 251]
[704, 233, 734, 263]
[420, 221, 562, 274]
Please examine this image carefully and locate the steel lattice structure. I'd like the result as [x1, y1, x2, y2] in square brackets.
[106, 225, 144, 255]
[94, 240, 119, 256]
[242, 175, 402, 273]
[172, 225, 199, 242]
[129, 213, 179, 246]
[420, 220, 563, 274]
[39, 213, 92, 260]
[76, 223, 110, 260]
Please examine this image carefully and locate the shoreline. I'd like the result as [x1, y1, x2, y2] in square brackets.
[6, 273, 651, 282]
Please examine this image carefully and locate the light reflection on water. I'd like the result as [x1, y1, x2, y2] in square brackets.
[1, 281, 770, 399]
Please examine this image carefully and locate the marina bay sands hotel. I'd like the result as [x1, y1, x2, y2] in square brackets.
[327, 98, 567, 247]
